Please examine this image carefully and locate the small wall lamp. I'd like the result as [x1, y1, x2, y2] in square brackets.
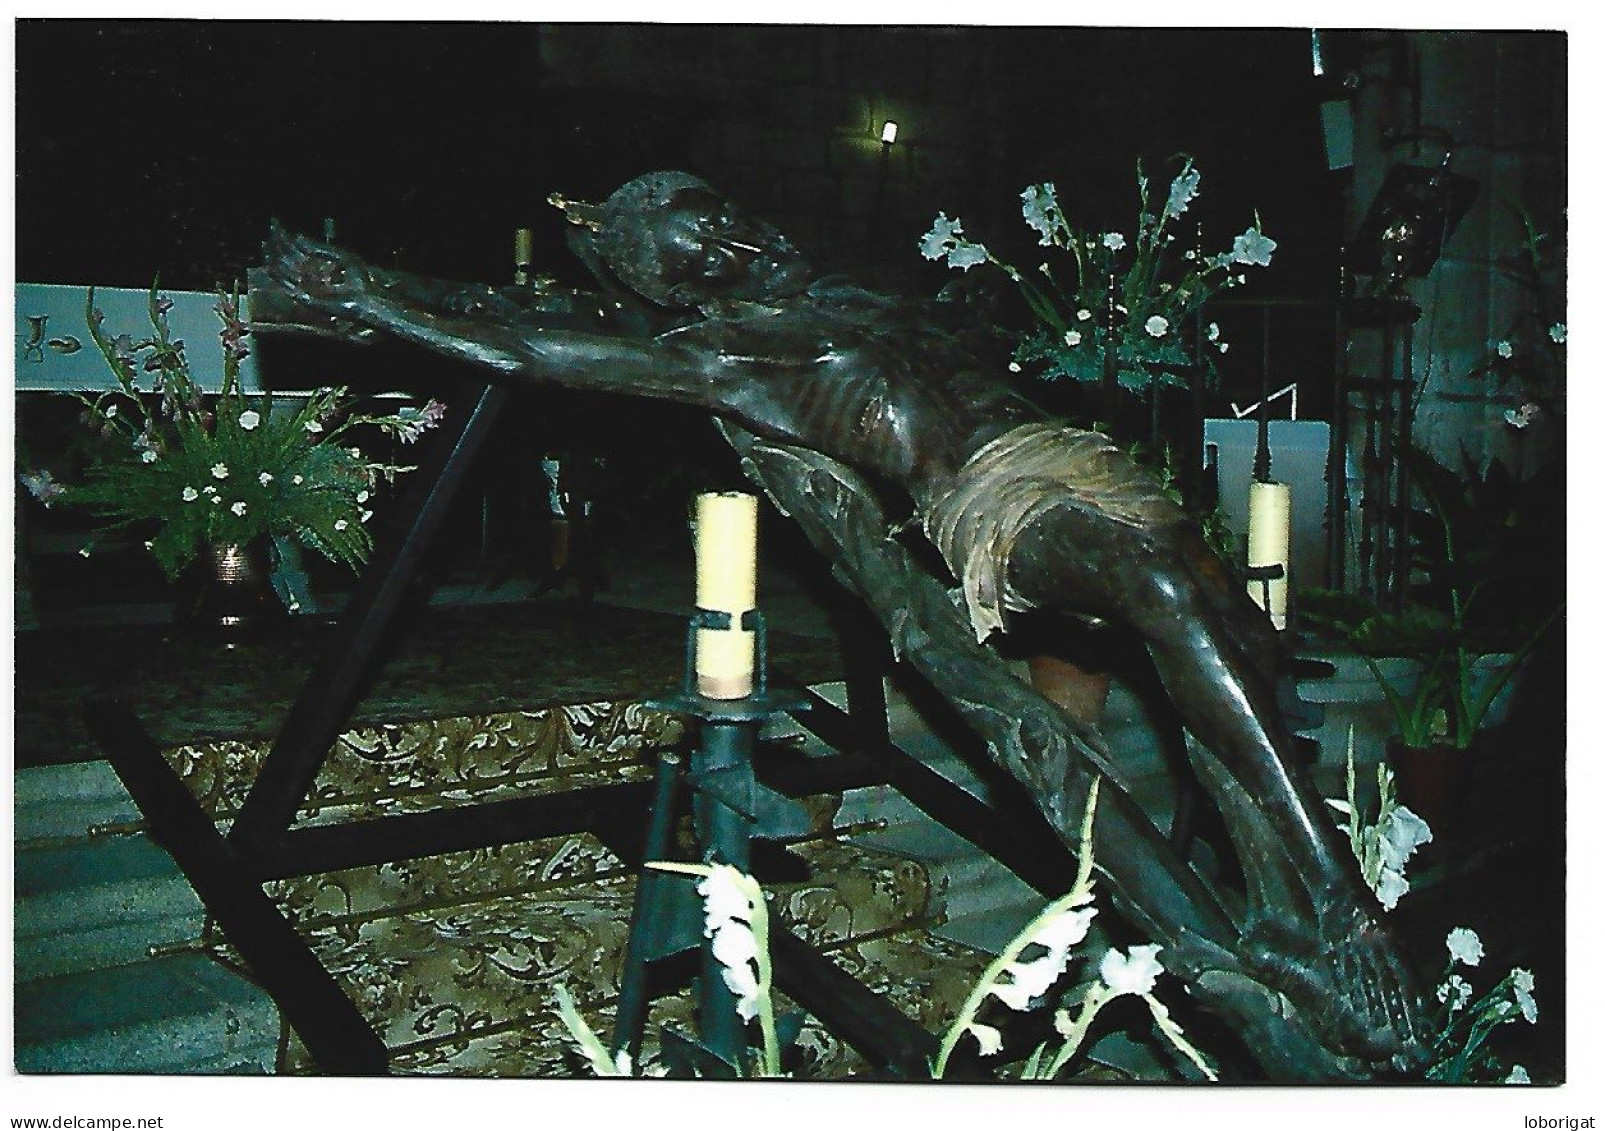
[880, 120, 899, 146]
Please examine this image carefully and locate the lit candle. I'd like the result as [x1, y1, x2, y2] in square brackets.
[1246, 480, 1293, 630]
[694, 491, 759, 699]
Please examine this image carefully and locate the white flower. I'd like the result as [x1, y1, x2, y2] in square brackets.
[1020, 183, 1062, 246]
[210, 495, 222, 506]
[1099, 944, 1164, 996]
[356, 490, 369, 503]
[182, 486, 200, 503]
[203, 485, 216, 494]
[259, 472, 274, 486]
[1145, 315, 1170, 339]
[1206, 322, 1220, 341]
[1446, 927, 1484, 967]
[1437, 973, 1472, 1013]
[966, 1022, 1003, 1056]
[720, 957, 761, 1021]
[1377, 805, 1432, 871]
[988, 905, 1098, 1011]
[1115, 304, 1128, 315]
[920, 213, 964, 260]
[1163, 161, 1201, 222]
[916, 212, 989, 270]
[1218, 341, 1231, 355]
[1549, 323, 1566, 344]
[1064, 330, 1082, 347]
[1513, 968, 1538, 1023]
[1230, 226, 1277, 267]
[1102, 232, 1126, 251]
[238, 410, 261, 431]
[305, 419, 325, 434]
[947, 242, 988, 271]
[79, 546, 91, 558]
[361, 510, 374, 523]
[211, 462, 229, 480]
[1076, 308, 1092, 321]
[1184, 249, 1198, 260]
[697, 868, 753, 937]
[1496, 340, 1514, 359]
[334, 519, 349, 531]
[231, 501, 247, 517]
[711, 919, 758, 969]
[1507, 1065, 1532, 1084]
[21, 470, 64, 507]
[1375, 867, 1410, 911]
[292, 475, 305, 485]
[105, 404, 118, 418]
[141, 449, 158, 463]
[1008, 362, 1022, 373]
[694, 868, 763, 1021]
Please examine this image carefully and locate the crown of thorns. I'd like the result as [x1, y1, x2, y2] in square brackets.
[549, 172, 715, 304]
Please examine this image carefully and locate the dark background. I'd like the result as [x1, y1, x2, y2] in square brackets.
[15, 22, 1340, 295]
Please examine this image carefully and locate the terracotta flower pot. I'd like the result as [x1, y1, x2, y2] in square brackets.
[1027, 654, 1113, 725]
[1387, 735, 1475, 839]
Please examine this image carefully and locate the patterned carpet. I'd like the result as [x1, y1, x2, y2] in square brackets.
[166, 703, 991, 1078]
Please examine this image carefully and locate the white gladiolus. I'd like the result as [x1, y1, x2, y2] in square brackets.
[1099, 944, 1164, 997]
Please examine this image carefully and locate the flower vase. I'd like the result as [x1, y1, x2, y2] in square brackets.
[1387, 736, 1474, 840]
[174, 541, 288, 645]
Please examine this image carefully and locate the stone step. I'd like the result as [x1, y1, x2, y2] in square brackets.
[14, 953, 279, 1074]
[15, 835, 205, 980]
[14, 759, 141, 845]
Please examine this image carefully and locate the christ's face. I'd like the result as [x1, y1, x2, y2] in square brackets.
[648, 188, 810, 307]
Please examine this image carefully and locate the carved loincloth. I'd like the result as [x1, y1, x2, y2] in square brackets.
[923, 422, 1186, 641]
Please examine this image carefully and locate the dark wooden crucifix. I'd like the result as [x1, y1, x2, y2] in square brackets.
[250, 170, 1432, 1081]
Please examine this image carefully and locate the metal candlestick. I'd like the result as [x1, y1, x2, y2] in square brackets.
[611, 606, 809, 1073]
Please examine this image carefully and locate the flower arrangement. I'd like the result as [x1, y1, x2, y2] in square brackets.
[920, 157, 1276, 396]
[1326, 738, 1542, 1083]
[1425, 927, 1539, 1083]
[553, 781, 1215, 1082]
[44, 282, 444, 580]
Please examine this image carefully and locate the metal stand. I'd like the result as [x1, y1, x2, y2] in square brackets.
[1344, 296, 1420, 608]
[610, 608, 810, 1072]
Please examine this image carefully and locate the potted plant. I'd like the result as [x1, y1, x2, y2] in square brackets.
[919, 155, 1275, 401]
[1304, 487, 1559, 833]
[29, 281, 446, 640]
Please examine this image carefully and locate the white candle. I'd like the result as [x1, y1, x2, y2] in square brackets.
[1246, 480, 1293, 630]
[694, 492, 759, 699]
[514, 228, 534, 285]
